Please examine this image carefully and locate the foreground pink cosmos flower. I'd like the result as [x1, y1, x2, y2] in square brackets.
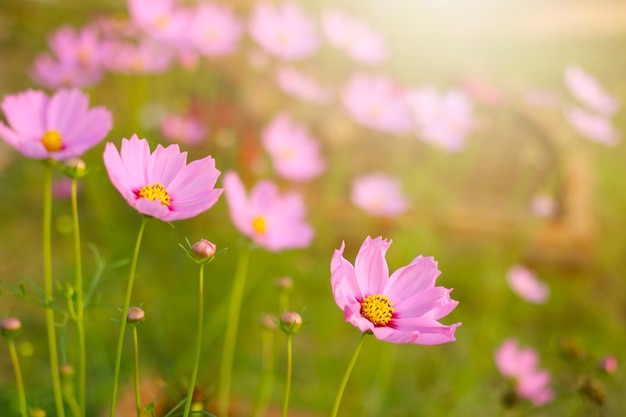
[103, 134, 222, 221]
[495, 339, 554, 406]
[564, 65, 618, 115]
[506, 265, 549, 304]
[0, 88, 112, 160]
[322, 10, 387, 64]
[351, 173, 408, 217]
[249, 2, 319, 61]
[261, 112, 325, 182]
[223, 172, 314, 251]
[331, 236, 460, 345]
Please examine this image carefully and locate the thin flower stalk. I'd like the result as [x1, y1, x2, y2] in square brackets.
[7, 335, 27, 417]
[43, 163, 66, 417]
[217, 244, 251, 416]
[183, 263, 206, 417]
[250, 323, 275, 417]
[132, 325, 141, 417]
[330, 333, 367, 417]
[109, 216, 149, 417]
[281, 333, 293, 417]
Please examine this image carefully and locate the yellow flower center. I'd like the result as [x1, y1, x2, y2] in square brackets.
[252, 216, 266, 234]
[138, 183, 171, 206]
[360, 294, 394, 327]
[41, 130, 63, 152]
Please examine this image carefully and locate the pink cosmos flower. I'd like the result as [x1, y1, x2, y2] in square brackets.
[564, 65, 618, 115]
[188, 2, 243, 56]
[261, 113, 325, 182]
[127, 0, 190, 46]
[407, 86, 475, 152]
[331, 236, 460, 345]
[351, 173, 408, 217]
[598, 355, 618, 374]
[103, 134, 222, 221]
[0, 88, 112, 161]
[275, 67, 333, 105]
[564, 107, 619, 146]
[322, 10, 387, 64]
[341, 73, 412, 134]
[106, 39, 173, 74]
[32, 25, 111, 88]
[495, 339, 554, 406]
[249, 2, 319, 61]
[506, 265, 549, 304]
[222, 171, 314, 251]
[160, 112, 207, 146]
[530, 194, 557, 218]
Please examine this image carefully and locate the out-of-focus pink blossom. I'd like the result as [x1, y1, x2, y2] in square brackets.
[0, 88, 112, 161]
[222, 171, 314, 251]
[103, 134, 222, 221]
[331, 236, 460, 345]
[506, 265, 549, 304]
[322, 10, 387, 64]
[564, 107, 619, 147]
[351, 173, 408, 217]
[160, 113, 207, 145]
[261, 113, 325, 182]
[52, 178, 80, 200]
[564, 65, 618, 116]
[407, 86, 475, 152]
[249, 2, 319, 61]
[531, 194, 557, 218]
[106, 39, 173, 74]
[598, 355, 618, 374]
[495, 339, 554, 406]
[341, 73, 412, 134]
[188, 2, 243, 56]
[32, 25, 111, 88]
[127, 0, 190, 46]
[275, 67, 333, 105]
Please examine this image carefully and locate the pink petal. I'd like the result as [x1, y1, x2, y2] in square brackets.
[354, 236, 390, 295]
[384, 256, 440, 303]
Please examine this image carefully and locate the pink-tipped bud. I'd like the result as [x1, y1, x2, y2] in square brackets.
[127, 306, 145, 324]
[1, 317, 22, 337]
[598, 355, 618, 374]
[192, 239, 217, 259]
[275, 276, 293, 290]
[280, 311, 302, 330]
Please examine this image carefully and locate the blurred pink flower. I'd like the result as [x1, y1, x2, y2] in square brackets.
[322, 10, 387, 64]
[351, 173, 408, 217]
[188, 2, 243, 56]
[32, 25, 111, 88]
[598, 355, 618, 374]
[249, 2, 319, 61]
[506, 265, 549, 304]
[261, 113, 325, 182]
[341, 73, 412, 134]
[331, 236, 460, 345]
[495, 339, 554, 406]
[52, 178, 80, 200]
[0, 88, 112, 161]
[407, 86, 475, 152]
[564, 107, 619, 146]
[103, 134, 222, 221]
[160, 113, 207, 146]
[127, 0, 189, 46]
[564, 65, 618, 115]
[275, 67, 333, 105]
[106, 39, 173, 74]
[222, 171, 314, 251]
[530, 194, 557, 218]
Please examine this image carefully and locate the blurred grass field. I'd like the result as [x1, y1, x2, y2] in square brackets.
[1, 0, 626, 416]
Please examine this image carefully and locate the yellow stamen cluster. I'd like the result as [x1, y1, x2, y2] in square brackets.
[252, 216, 266, 234]
[138, 183, 171, 206]
[41, 130, 63, 152]
[360, 294, 394, 327]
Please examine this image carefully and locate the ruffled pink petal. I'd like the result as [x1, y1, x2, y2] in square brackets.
[62, 106, 112, 149]
[166, 189, 223, 221]
[146, 143, 187, 186]
[134, 197, 171, 220]
[354, 236, 390, 295]
[223, 171, 252, 234]
[103, 141, 139, 206]
[331, 243, 364, 308]
[119, 135, 150, 189]
[371, 326, 419, 344]
[46, 89, 89, 136]
[343, 302, 374, 333]
[393, 286, 450, 318]
[1, 90, 47, 140]
[169, 156, 220, 200]
[0, 122, 24, 150]
[390, 316, 459, 345]
[384, 256, 440, 303]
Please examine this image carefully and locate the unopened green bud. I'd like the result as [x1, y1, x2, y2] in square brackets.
[280, 311, 302, 334]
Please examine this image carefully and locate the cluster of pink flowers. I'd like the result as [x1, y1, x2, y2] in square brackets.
[495, 339, 554, 406]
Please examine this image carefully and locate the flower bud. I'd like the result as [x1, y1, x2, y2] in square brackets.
[60, 363, 75, 378]
[63, 158, 87, 178]
[1, 317, 22, 338]
[192, 239, 216, 260]
[275, 276, 293, 290]
[280, 311, 302, 333]
[598, 355, 618, 374]
[127, 306, 145, 324]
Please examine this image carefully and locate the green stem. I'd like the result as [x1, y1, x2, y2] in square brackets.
[249, 328, 275, 417]
[109, 216, 148, 417]
[217, 245, 250, 416]
[8, 338, 27, 417]
[71, 177, 86, 417]
[330, 334, 367, 417]
[43, 163, 66, 417]
[133, 326, 141, 417]
[281, 334, 293, 417]
[183, 263, 205, 417]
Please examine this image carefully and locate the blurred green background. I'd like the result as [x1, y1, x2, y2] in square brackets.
[1, 0, 625, 416]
